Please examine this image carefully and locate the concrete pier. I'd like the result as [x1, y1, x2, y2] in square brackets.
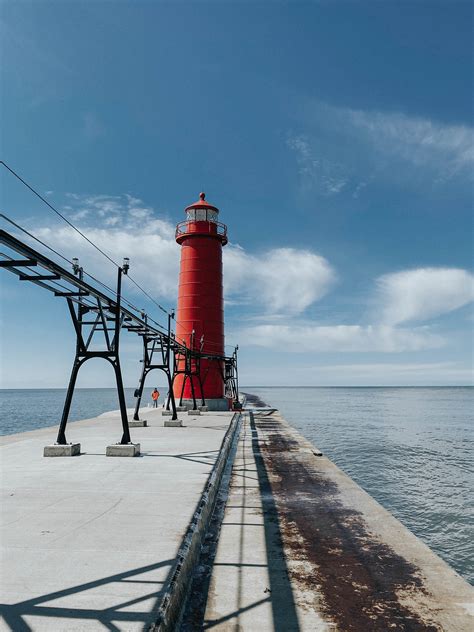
[0, 406, 237, 631]
[184, 408, 474, 631]
[2, 402, 473, 631]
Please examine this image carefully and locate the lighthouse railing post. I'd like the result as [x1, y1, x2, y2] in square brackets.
[189, 374, 198, 410]
[198, 334, 206, 406]
[132, 313, 149, 421]
[55, 261, 86, 445]
[167, 341, 182, 411]
[114, 264, 132, 445]
[198, 374, 206, 407]
[114, 357, 131, 444]
[235, 345, 240, 405]
[56, 354, 85, 445]
[55, 286, 85, 445]
[133, 336, 149, 421]
[190, 331, 198, 410]
[165, 370, 178, 419]
[179, 371, 187, 406]
[165, 312, 178, 419]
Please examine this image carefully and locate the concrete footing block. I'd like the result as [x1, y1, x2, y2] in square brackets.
[188, 409, 201, 415]
[164, 420, 183, 427]
[180, 398, 229, 411]
[106, 443, 140, 457]
[44, 443, 81, 457]
[162, 410, 173, 416]
[199, 406, 209, 412]
[176, 406, 187, 412]
[129, 420, 147, 427]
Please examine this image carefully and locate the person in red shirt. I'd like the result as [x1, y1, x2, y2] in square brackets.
[151, 388, 160, 408]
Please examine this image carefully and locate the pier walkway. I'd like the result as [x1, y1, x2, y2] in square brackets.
[0, 407, 237, 631]
[2, 404, 473, 631]
[185, 408, 473, 631]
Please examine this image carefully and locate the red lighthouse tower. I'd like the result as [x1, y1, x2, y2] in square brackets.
[173, 193, 229, 410]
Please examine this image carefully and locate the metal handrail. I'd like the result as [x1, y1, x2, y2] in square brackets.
[175, 220, 227, 240]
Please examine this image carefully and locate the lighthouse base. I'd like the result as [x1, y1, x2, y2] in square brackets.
[179, 398, 230, 412]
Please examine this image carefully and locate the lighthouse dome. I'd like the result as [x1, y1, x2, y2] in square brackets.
[185, 192, 219, 223]
[176, 192, 227, 245]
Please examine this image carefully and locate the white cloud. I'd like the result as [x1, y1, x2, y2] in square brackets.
[235, 265, 474, 354]
[377, 267, 474, 325]
[225, 245, 336, 314]
[237, 323, 443, 353]
[34, 223, 180, 301]
[26, 194, 335, 316]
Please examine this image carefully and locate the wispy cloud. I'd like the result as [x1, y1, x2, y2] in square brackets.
[377, 267, 474, 325]
[346, 107, 474, 178]
[82, 111, 105, 142]
[242, 361, 473, 386]
[290, 101, 474, 195]
[287, 134, 349, 195]
[236, 323, 443, 353]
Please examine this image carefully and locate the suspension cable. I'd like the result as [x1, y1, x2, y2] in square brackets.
[0, 213, 168, 325]
[1, 161, 174, 318]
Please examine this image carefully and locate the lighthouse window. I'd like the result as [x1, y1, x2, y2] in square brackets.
[196, 209, 207, 221]
[186, 209, 196, 220]
[207, 210, 218, 223]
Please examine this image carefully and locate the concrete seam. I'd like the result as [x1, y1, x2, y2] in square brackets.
[149, 407, 244, 632]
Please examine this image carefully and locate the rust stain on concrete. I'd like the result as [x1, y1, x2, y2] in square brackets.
[253, 412, 441, 632]
[242, 392, 269, 408]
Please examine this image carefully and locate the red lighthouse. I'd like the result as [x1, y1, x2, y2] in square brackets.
[173, 193, 229, 410]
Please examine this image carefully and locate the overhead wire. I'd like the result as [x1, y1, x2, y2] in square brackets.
[1, 161, 121, 268]
[1, 162, 235, 357]
[1, 161, 174, 318]
[0, 213, 144, 317]
[1, 213, 73, 267]
[1, 214, 230, 349]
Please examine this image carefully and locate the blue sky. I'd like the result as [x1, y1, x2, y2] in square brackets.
[1, 0, 473, 387]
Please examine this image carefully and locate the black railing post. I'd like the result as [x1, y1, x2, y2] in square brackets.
[133, 343, 148, 421]
[56, 265, 85, 445]
[133, 313, 149, 421]
[166, 371, 178, 420]
[115, 358, 131, 444]
[56, 357, 83, 444]
[235, 345, 240, 405]
[115, 263, 132, 444]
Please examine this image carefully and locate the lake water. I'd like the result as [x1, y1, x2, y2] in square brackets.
[246, 387, 473, 585]
[0, 386, 472, 584]
[0, 387, 164, 436]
